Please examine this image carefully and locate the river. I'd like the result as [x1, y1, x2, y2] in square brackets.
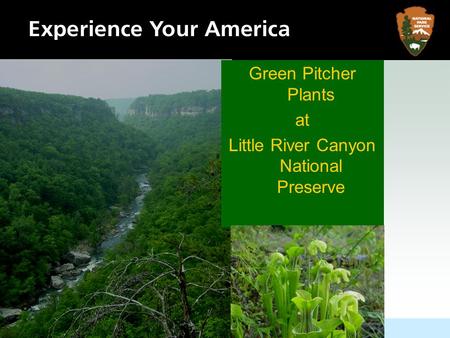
[30, 174, 151, 312]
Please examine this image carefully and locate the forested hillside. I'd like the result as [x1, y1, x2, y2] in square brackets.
[2, 89, 229, 337]
[0, 88, 155, 307]
[116, 106, 228, 336]
[128, 90, 219, 117]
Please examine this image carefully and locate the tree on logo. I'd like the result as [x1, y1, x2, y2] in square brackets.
[402, 15, 413, 43]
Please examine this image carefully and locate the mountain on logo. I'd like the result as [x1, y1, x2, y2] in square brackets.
[412, 28, 430, 36]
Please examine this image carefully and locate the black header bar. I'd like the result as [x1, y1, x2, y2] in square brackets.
[1, 1, 448, 59]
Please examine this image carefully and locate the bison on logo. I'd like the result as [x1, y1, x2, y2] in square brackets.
[396, 7, 434, 56]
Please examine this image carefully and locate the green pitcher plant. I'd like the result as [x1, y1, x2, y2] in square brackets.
[232, 239, 365, 338]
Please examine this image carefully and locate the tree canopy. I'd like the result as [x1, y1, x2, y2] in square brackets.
[0, 87, 155, 307]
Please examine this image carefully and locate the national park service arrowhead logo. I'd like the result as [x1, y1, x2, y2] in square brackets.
[396, 7, 434, 56]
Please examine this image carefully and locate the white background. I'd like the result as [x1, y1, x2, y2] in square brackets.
[385, 61, 450, 317]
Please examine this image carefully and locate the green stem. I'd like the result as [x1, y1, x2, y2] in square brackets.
[344, 225, 378, 258]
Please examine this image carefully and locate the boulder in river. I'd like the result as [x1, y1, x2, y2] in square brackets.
[54, 263, 75, 274]
[61, 268, 82, 278]
[0, 308, 22, 324]
[66, 251, 91, 266]
[51, 275, 65, 289]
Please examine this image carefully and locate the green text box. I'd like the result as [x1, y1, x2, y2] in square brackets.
[222, 60, 383, 226]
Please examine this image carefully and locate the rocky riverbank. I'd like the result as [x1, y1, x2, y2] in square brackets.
[49, 251, 92, 289]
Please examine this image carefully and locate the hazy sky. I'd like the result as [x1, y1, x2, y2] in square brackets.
[0, 60, 220, 99]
